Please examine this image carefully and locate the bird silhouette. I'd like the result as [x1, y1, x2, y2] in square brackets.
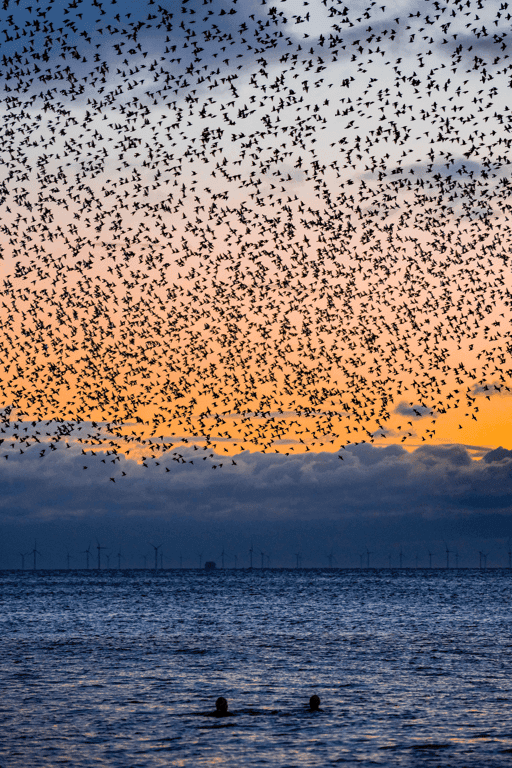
[0, 0, 507, 480]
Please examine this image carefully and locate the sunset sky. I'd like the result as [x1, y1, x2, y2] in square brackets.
[1, 0, 512, 567]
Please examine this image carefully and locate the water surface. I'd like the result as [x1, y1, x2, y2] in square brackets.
[1, 568, 512, 766]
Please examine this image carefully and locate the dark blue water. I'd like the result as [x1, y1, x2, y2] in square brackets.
[1, 568, 512, 767]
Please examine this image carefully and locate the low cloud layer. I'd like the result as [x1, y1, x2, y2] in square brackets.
[2, 443, 512, 568]
[2, 441, 512, 520]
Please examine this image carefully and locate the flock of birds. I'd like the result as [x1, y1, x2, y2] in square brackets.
[0, 0, 510, 478]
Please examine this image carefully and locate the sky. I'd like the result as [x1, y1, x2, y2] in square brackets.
[1, 0, 512, 567]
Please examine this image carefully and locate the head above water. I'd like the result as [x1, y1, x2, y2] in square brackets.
[215, 697, 228, 713]
[309, 695, 320, 711]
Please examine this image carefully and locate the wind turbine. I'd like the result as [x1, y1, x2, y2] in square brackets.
[233, 554, 238, 569]
[198, 551, 203, 569]
[428, 550, 434, 568]
[30, 541, 41, 570]
[366, 547, 372, 569]
[142, 554, 148, 569]
[66, 552, 72, 570]
[326, 550, 336, 568]
[399, 549, 404, 569]
[19, 551, 29, 570]
[220, 548, 226, 569]
[150, 543, 162, 570]
[117, 550, 122, 569]
[260, 550, 265, 568]
[444, 542, 451, 569]
[295, 552, 302, 568]
[249, 543, 254, 569]
[83, 543, 92, 569]
[96, 540, 107, 570]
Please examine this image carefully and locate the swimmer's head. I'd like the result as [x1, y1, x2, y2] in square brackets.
[309, 694, 320, 711]
[216, 697, 228, 713]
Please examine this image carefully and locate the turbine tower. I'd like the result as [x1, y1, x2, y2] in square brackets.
[444, 542, 451, 569]
[150, 543, 162, 570]
[96, 540, 107, 570]
[479, 551, 488, 569]
[82, 543, 92, 569]
[30, 541, 41, 570]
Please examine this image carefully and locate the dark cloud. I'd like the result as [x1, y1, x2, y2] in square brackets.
[482, 446, 512, 464]
[395, 402, 433, 418]
[2, 443, 512, 568]
[412, 443, 472, 468]
[434, 32, 510, 58]
[0, 441, 507, 519]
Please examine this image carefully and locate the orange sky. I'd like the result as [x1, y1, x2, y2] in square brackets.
[0, 0, 511, 462]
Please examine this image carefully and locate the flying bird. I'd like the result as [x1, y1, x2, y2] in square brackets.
[0, 0, 507, 479]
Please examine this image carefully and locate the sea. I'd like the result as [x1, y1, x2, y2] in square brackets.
[1, 568, 512, 767]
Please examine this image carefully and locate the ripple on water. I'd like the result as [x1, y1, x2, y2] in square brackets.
[1, 569, 512, 767]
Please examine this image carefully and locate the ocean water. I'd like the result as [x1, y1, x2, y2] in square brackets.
[1, 568, 512, 767]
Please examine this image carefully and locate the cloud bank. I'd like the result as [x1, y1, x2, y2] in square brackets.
[2, 443, 512, 568]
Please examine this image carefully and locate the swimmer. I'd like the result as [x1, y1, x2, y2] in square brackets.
[210, 697, 233, 717]
[309, 694, 321, 712]
[194, 697, 235, 717]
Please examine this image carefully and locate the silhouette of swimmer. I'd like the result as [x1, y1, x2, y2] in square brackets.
[309, 695, 321, 712]
[209, 697, 233, 717]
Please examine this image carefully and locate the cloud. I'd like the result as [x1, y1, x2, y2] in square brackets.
[1, 441, 510, 523]
[395, 401, 434, 418]
[482, 446, 512, 464]
[471, 383, 512, 397]
[3, 442, 512, 568]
